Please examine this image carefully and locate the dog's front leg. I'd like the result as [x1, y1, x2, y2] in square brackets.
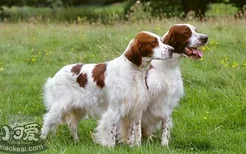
[125, 119, 135, 147]
[125, 113, 142, 147]
[134, 113, 142, 146]
[161, 117, 172, 146]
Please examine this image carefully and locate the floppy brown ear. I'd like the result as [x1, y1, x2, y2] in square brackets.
[163, 31, 176, 49]
[164, 30, 187, 53]
[125, 39, 142, 67]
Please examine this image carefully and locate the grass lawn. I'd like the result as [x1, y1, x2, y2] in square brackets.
[0, 18, 246, 153]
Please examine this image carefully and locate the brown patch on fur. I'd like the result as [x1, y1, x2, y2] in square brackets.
[125, 32, 159, 67]
[77, 73, 88, 88]
[162, 25, 192, 54]
[92, 63, 107, 88]
[71, 64, 83, 75]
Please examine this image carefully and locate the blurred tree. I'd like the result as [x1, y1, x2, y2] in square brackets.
[103, 0, 125, 5]
[143, 0, 182, 18]
[0, 0, 125, 8]
[228, 0, 246, 18]
[47, 0, 63, 8]
[123, 0, 229, 20]
[229, 0, 245, 8]
[124, 0, 136, 15]
[0, 0, 50, 7]
[181, 0, 220, 20]
[124, 0, 182, 20]
[58, 0, 125, 6]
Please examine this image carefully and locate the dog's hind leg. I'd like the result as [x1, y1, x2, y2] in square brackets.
[66, 108, 86, 142]
[40, 104, 64, 140]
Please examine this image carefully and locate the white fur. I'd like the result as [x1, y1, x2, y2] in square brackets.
[141, 24, 208, 146]
[40, 31, 174, 147]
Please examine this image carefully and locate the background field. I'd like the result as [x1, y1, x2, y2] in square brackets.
[0, 10, 246, 154]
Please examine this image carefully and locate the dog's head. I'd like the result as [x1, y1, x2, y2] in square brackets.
[125, 31, 174, 67]
[162, 24, 208, 59]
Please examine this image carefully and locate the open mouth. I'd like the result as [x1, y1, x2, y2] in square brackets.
[184, 47, 203, 59]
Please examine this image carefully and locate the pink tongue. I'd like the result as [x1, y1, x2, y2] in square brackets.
[192, 48, 203, 57]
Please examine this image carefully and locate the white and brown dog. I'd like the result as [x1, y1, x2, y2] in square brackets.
[141, 24, 208, 146]
[40, 31, 174, 147]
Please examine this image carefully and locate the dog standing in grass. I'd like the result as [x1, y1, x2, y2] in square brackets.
[40, 31, 174, 147]
[141, 24, 208, 146]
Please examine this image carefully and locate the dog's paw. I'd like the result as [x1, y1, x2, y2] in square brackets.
[161, 138, 169, 147]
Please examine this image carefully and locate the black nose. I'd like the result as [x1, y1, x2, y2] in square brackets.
[201, 36, 208, 44]
[168, 46, 174, 52]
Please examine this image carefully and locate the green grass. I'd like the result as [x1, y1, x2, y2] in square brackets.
[0, 18, 246, 153]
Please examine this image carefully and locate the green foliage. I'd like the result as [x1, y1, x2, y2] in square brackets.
[124, 0, 182, 20]
[0, 0, 126, 8]
[0, 0, 50, 7]
[142, 0, 182, 18]
[2, 5, 124, 24]
[206, 3, 239, 17]
[0, 2, 244, 24]
[123, 0, 245, 19]
[123, 1, 152, 21]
